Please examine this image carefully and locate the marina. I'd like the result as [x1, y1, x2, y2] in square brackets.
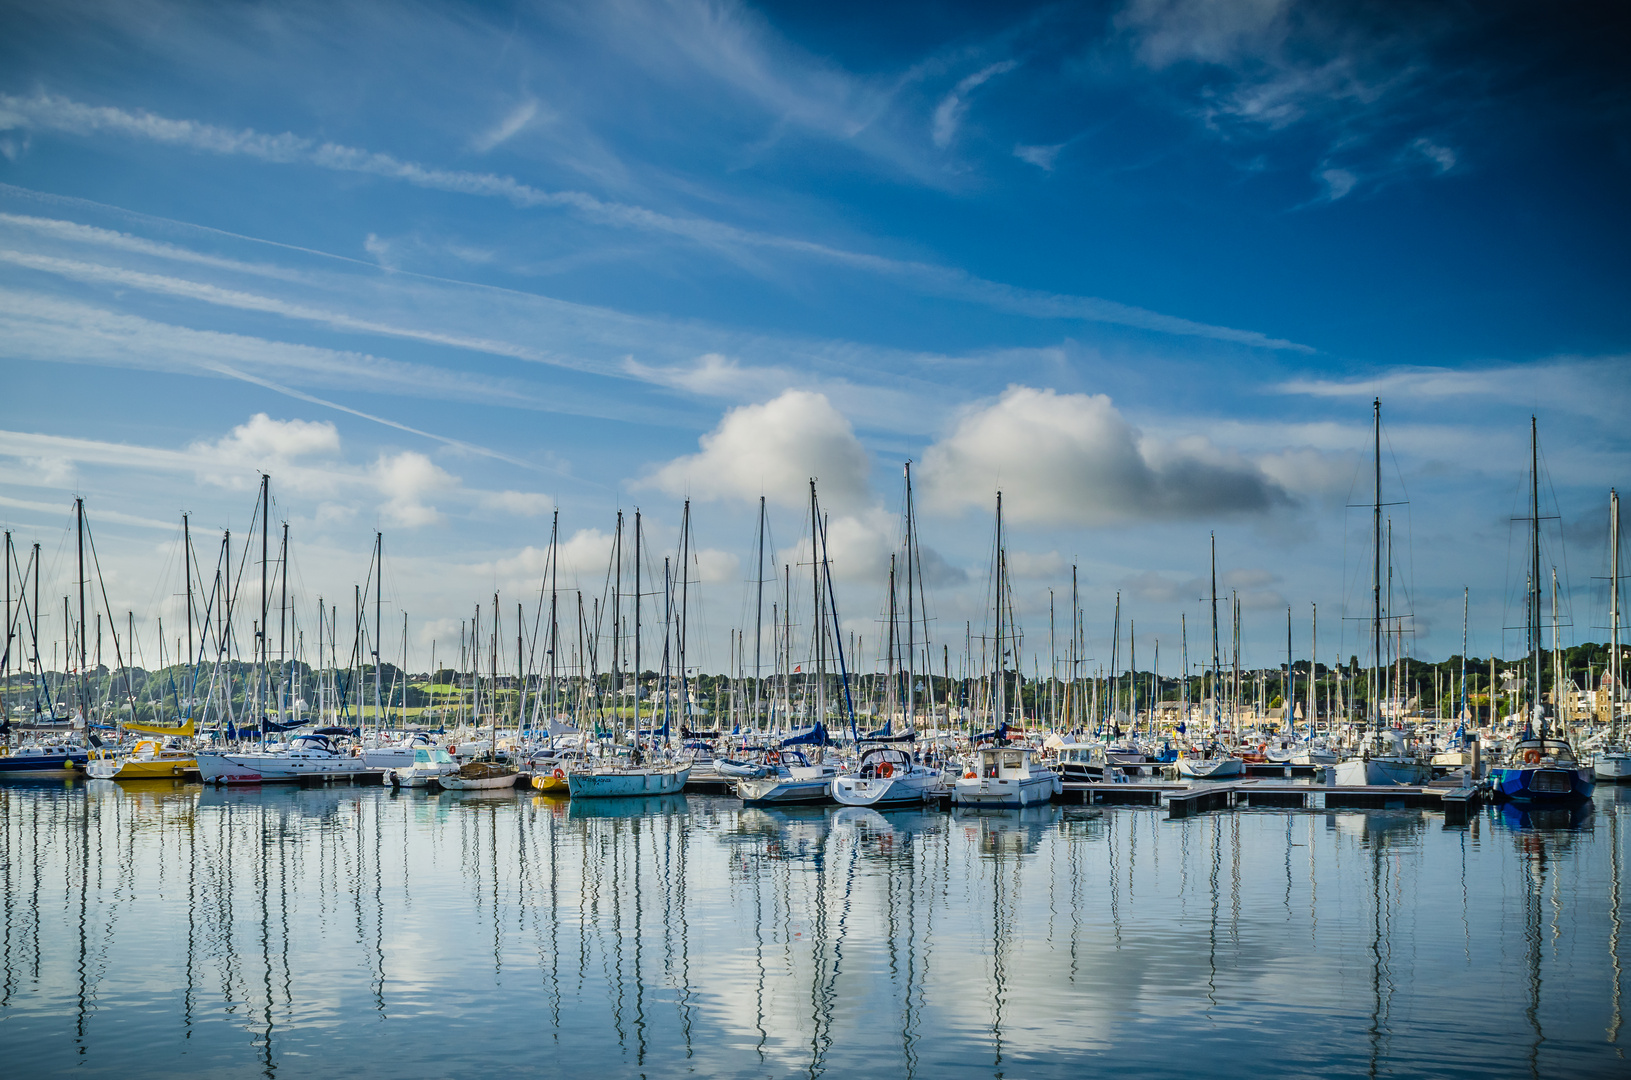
[4, 3, 1630, 1076]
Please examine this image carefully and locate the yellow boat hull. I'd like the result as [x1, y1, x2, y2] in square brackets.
[531, 773, 569, 792]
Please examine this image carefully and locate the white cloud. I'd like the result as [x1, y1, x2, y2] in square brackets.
[371, 451, 456, 528]
[1119, 0, 1293, 70]
[932, 61, 1018, 148]
[1013, 143, 1063, 171]
[203, 412, 341, 461]
[471, 99, 542, 153]
[694, 548, 741, 584]
[1319, 167, 1357, 201]
[776, 507, 896, 585]
[1413, 137, 1455, 174]
[642, 390, 872, 513]
[918, 386, 1291, 526]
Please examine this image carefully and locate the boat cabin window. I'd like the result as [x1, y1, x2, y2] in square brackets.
[1002, 752, 1023, 771]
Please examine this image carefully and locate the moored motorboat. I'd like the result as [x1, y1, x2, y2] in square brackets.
[0, 740, 90, 779]
[1490, 737, 1594, 803]
[951, 745, 1060, 808]
[1175, 751, 1245, 780]
[385, 746, 459, 788]
[86, 739, 195, 780]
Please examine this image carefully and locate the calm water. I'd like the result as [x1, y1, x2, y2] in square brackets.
[1, 782, 1628, 1079]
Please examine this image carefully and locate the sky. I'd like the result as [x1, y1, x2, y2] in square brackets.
[1, 0, 1628, 682]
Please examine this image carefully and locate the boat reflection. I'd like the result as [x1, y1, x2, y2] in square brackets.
[952, 805, 1056, 856]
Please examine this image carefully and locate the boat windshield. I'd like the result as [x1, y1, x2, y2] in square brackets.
[414, 748, 454, 764]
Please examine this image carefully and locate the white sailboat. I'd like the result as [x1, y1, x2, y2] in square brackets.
[1177, 532, 1243, 780]
[197, 733, 372, 784]
[1335, 400, 1431, 787]
[951, 491, 1061, 808]
[832, 744, 944, 807]
[1596, 489, 1631, 782]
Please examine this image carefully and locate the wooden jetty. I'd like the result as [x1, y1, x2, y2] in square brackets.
[1056, 779, 1484, 819]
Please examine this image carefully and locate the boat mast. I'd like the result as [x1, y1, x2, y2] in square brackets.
[995, 491, 1005, 730]
[810, 480, 824, 730]
[491, 592, 499, 757]
[1310, 603, 1318, 739]
[678, 499, 690, 751]
[634, 509, 642, 751]
[548, 509, 559, 735]
[1286, 606, 1293, 732]
[1551, 568, 1561, 733]
[754, 496, 766, 732]
[1210, 531, 1221, 739]
[904, 461, 917, 731]
[612, 511, 622, 742]
[1180, 613, 1188, 730]
[1109, 591, 1120, 730]
[1467, 593, 1480, 727]
[1612, 489, 1621, 743]
[76, 496, 88, 723]
[374, 531, 383, 741]
[1530, 416, 1543, 738]
[1371, 399, 1383, 735]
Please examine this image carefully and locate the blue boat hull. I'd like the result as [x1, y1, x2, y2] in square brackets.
[0, 752, 89, 778]
[1489, 764, 1594, 803]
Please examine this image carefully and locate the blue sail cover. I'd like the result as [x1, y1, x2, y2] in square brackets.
[780, 723, 831, 747]
[971, 721, 1009, 745]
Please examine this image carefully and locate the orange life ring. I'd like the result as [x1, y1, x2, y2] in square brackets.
[878, 762, 894, 779]
[1522, 749, 1541, 765]
[448, 745, 457, 755]
[553, 768, 566, 780]
[963, 771, 977, 780]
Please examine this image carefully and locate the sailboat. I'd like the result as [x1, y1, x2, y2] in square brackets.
[2, 498, 96, 779]
[1335, 400, 1433, 786]
[1177, 532, 1244, 779]
[568, 509, 688, 798]
[1489, 418, 1594, 802]
[736, 483, 853, 805]
[1596, 489, 1631, 782]
[834, 463, 947, 808]
[440, 591, 522, 790]
[953, 491, 1062, 807]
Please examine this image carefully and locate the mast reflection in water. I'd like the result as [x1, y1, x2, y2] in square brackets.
[0, 783, 1627, 1078]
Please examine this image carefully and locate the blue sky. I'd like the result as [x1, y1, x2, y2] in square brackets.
[1, 0, 1628, 681]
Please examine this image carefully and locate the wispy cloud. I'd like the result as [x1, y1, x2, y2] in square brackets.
[471, 99, 542, 153]
[0, 92, 1308, 351]
[932, 61, 1018, 148]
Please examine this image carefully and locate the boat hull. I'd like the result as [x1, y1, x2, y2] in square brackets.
[1176, 757, 1244, 779]
[1490, 764, 1595, 802]
[0, 748, 90, 778]
[736, 775, 835, 806]
[950, 772, 1058, 809]
[568, 767, 689, 798]
[831, 771, 943, 808]
[1333, 756, 1432, 786]
[531, 771, 570, 792]
[196, 751, 373, 784]
[439, 772, 521, 790]
[1594, 751, 1631, 783]
[86, 756, 195, 780]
